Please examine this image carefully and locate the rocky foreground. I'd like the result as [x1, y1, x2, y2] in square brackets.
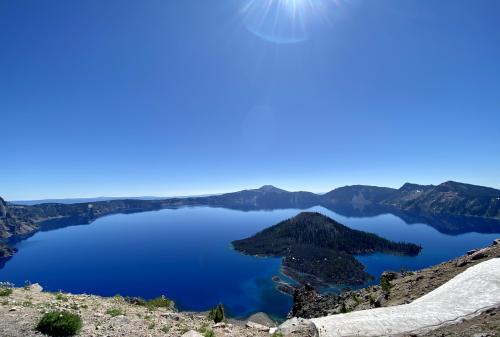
[289, 238, 500, 337]
[0, 286, 277, 337]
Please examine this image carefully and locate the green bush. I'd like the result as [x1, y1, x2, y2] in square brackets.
[207, 304, 225, 323]
[54, 292, 69, 302]
[0, 287, 13, 297]
[339, 302, 349, 314]
[106, 307, 125, 317]
[203, 329, 215, 337]
[271, 332, 284, 337]
[36, 311, 82, 337]
[146, 295, 172, 309]
[380, 275, 393, 294]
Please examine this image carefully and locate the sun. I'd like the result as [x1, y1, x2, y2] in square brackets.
[241, 0, 341, 44]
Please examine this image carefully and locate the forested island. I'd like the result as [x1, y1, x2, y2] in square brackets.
[232, 212, 422, 286]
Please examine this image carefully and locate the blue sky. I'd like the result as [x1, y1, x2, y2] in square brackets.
[1, 0, 499, 200]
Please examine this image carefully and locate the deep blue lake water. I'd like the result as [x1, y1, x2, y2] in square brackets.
[1, 206, 499, 319]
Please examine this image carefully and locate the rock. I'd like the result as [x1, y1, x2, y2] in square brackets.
[471, 250, 488, 260]
[8, 307, 17, 312]
[467, 249, 478, 255]
[110, 315, 130, 325]
[30, 283, 43, 293]
[289, 284, 339, 319]
[247, 312, 276, 327]
[374, 294, 386, 308]
[492, 239, 500, 246]
[269, 327, 278, 334]
[381, 271, 401, 281]
[456, 259, 468, 267]
[278, 317, 319, 337]
[0, 197, 7, 218]
[246, 321, 270, 331]
[181, 331, 204, 337]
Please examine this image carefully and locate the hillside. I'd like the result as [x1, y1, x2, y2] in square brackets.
[2, 180, 499, 261]
[395, 181, 500, 218]
[200, 185, 320, 210]
[321, 185, 396, 205]
[232, 212, 421, 285]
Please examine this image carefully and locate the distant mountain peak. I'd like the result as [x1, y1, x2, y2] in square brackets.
[257, 185, 286, 193]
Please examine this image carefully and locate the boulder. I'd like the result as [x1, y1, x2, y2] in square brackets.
[278, 317, 319, 337]
[374, 294, 386, 308]
[181, 331, 204, 337]
[381, 271, 401, 281]
[470, 249, 488, 260]
[246, 321, 269, 331]
[247, 312, 276, 327]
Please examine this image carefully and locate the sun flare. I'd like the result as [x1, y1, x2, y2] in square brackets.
[242, 0, 344, 43]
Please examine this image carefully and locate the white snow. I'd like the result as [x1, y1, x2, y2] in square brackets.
[309, 258, 500, 337]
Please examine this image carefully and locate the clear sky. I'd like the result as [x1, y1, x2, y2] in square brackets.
[1, 0, 499, 200]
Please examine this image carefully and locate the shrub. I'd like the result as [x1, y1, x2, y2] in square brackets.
[0, 287, 13, 297]
[36, 311, 82, 337]
[207, 304, 225, 323]
[146, 295, 172, 310]
[339, 302, 349, 314]
[271, 333, 284, 337]
[380, 275, 393, 294]
[203, 329, 215, 337]
[106, 307, 125, 317]
[54, 292, 69, 302]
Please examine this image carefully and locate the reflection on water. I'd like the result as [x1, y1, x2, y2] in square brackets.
[0, 206, 499, 319]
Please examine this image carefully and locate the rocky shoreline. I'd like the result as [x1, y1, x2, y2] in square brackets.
[289, 238, 500, 332]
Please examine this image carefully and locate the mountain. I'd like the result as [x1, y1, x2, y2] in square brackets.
[382, 183, 436, 207]
[10, 196, 170, 206]
[320, 182, 500, 219]
[232, 212, 421, 286]
[388, 181, 500, 218]
[321, 185, 396, 205]
[199, 185, 320, 210]
[1, 180, 499, 261]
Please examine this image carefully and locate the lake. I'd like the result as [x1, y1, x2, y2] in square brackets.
[0, 206, 499, 319]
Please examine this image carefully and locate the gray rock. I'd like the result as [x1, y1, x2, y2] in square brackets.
[30, 283, 43, 293]
[0, 197, 7, 218]
[381, 271, 401, 281]
[374, 294, 386, 308]
[181, 331, 204, 337]
[470, 250, 488, 260]
[278, 317, 319, 337]
[246, 321, 269, 331]
[247, 312, 276, 327]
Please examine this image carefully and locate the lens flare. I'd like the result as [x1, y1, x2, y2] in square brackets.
[242, 0, 342, 44]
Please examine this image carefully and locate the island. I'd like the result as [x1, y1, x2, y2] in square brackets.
[232, 212, 422, 286]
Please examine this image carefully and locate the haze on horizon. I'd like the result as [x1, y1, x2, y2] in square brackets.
[1, 0, 499, 200]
